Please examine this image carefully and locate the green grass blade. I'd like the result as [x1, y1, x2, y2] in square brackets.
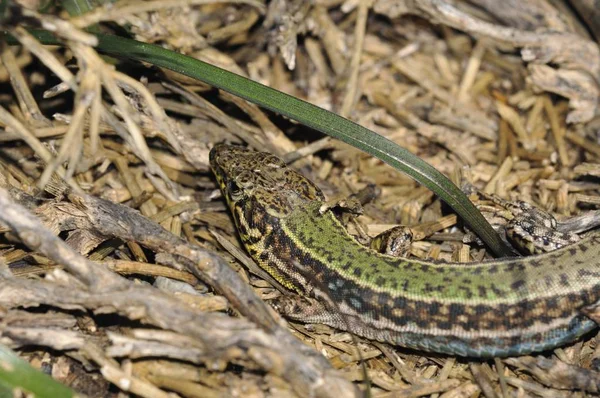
[7, 29, 514, 257]
[0, 344, 76, 397]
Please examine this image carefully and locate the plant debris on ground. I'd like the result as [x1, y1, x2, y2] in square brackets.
[1, 0, 600, 397]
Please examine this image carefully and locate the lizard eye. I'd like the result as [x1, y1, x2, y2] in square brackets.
[227, 179, 244, 201]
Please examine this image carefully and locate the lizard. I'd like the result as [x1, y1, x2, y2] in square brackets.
[209, 143, 600, 357]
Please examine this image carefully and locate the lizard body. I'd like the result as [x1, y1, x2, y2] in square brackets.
[210, 144, 600, 357]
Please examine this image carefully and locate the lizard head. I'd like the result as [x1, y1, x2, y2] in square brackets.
[210, 144, 324, 236]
